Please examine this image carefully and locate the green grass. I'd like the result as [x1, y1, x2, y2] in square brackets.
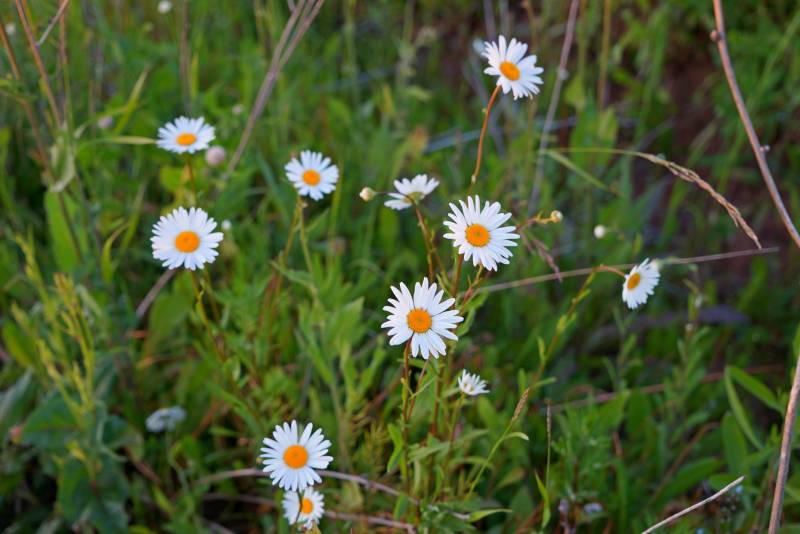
[2, 1, 800, 532]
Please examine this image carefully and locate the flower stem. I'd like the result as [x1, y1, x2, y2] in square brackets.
[185, 153, 197, 205]
[468, 85, 501, 196]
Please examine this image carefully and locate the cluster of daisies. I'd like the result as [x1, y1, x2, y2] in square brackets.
[144, 34, 660, 530]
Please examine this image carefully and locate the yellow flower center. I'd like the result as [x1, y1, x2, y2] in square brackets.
[174, 231, 200, 253]
[302, 170, 321, 185]
[176, 133, 197, 146]
[626, 272, 641, 290]
[301, 497, 314, 514]
[283, 444, 309, 469]
[407, 308, 432, 334]
[465, 224, 490, 247]
[499, 61, 521, 81]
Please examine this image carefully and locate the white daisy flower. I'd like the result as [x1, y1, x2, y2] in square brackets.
[483, 35, 544, 99]
[283, 488, 325, 527]
[285, 150, 339, 201]
[151, 207, 223, 270]
[622, 258, 660, 309]
[443, 196, 520, 271]
[458, 370, 489, 396]
[156, 116, 215, 154]
[145, 406, 186, 433]
[381, 277, 463, 360]
[260, 420, 333, 492]
[384, 174, 440, 210]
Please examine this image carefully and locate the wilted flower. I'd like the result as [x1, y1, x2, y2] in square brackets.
[145, 406, 186, 432]
[384, 174, 439, 210]
[458, 370, 489, 396]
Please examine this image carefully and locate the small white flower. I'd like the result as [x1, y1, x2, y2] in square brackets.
[260, 421, 333, 492]
[359, 187, 375, 202]
[384, 174, 439, 210]
[622, 258, 660, 309]
[156, 116, 215, 154]
[145, 406, 185, 433]
[157, 0, 172, 13]
[594, 225, 607, 239]
[285, 150, 339, 201]
[458, 370, 489, 396]
[443, 196, 520, 271]
[381, 277, 463, 360]
[151, 207, 223, 270]
[283, 488, 325, 527]
[483, 35, 544, 99]
[221, 219, 232, 232]
[4, 23, 15, 37]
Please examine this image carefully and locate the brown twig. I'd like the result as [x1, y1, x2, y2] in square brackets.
[528, 0, 579, 213]
[711, 3, 800, 530]
[641, 475, 744, 533]
[36, 0, 70, 46]
[478, 246, 779, 294]
[768, 354, 800, 534]
[225, 0, 324, 177]
[135, 269, 176, 320]
[710, 0, 800, 250]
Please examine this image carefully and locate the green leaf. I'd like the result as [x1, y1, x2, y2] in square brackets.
[21, 393, 79, 451]
[0, 370, 34, 440]
[722, 412, 748, 474]
[727, 365, 781, 412]
[467, 508, 511, 522]
[535, 472, 551, 527]
[543, 150, 610, 192]
[724, 367, 763, 448]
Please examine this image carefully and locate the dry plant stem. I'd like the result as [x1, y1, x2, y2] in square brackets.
[711, 1, 800, 250]
[226, 0, 324, 176]
[711, 5, 800, 526]
[135, 269, 176, 320]
[0, 17, 51, 176]
[641, 476, 745, 534]
[460, 266, 485, 307]
[478, 246, 778, 293]
[36, 0, 70, 46]
[769, 354, 800, 534]
[468, 85, 501, 195]
[528, 0, 580, 212]
[14, 0, 63, 126]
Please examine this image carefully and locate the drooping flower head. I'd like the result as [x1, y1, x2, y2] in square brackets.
[285, 150, 339, 201]
[156, 116, 215, 154]
[384, 174, 439, 210]
[382, 278, 463, 360]
[458, 370, 489, 397]
[622, 258, 660, 309]
[443, 196, 520, 271]
[482, 35, 544, 99]
[283, 488, 325, 528]
[145, 406, 186, 433]
[151, 207, 223, 270]
[260, 421, 333, 492]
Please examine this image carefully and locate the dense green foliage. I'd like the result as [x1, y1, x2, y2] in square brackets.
[2, 1, 800, 532]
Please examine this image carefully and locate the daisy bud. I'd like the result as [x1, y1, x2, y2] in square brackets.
[157, 0, 172, 14]
[97, 116, 113, 130]
[205, 145, 226, 166]
[221, 219, 232, 232]
[359, 187, 376, 202]
[232, 103, 245, 115]
[550, 210, 563, 223]
[4, 23, 16, 37]
[593, 225, 606, 239]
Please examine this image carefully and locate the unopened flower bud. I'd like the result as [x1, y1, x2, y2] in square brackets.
[97, 116, 113, 130]
[221, 220, 232, 232]
[205, 146, 226, 167]
[594, 225, 606, 239]
[4, 23, 16, 37]
[359, 187, 376, 202]
[158, 0, 172, 14]
[551, 210, 563, 222]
